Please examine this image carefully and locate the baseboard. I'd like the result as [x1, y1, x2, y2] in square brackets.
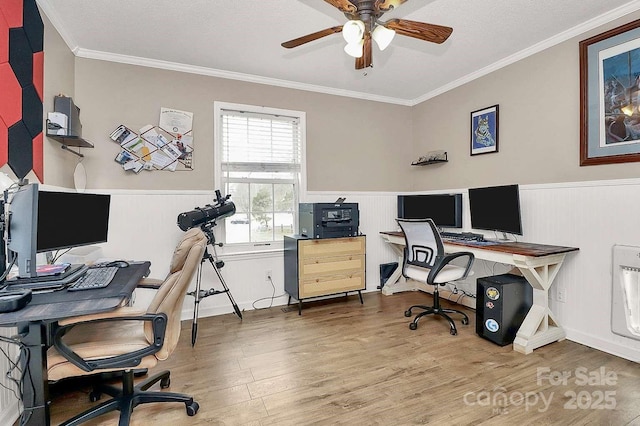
[564, 326, 640, 363]
[180, 297, 289, 321]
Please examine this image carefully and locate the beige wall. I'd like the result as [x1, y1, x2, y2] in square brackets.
[42, 9, 640, 193]
[71, 58, 413, 192]
[410, 10, 640, 191]
[42, 11, 76, 187]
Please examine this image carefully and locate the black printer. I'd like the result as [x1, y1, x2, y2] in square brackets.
[298, 203, 359, 239]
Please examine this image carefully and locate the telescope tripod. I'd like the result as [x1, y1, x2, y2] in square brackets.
[188, 225, 242, 346]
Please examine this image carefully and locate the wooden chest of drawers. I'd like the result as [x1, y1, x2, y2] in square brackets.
[284, 235, 366, 314]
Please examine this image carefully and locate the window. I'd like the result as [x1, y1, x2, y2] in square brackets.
[215, 102, 305, 246]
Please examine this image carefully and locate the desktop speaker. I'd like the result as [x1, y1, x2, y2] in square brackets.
[476, 274, 533, 346]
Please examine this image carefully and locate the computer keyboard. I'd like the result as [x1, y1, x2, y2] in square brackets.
[68, 267, 119, 291]
[440, 231, 485, 242]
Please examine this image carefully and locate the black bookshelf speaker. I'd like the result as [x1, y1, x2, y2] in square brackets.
[476, 274, 533, 346]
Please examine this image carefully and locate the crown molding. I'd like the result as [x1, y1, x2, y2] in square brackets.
[36, 0, 80, 54]
[410, 0, 640, 105]
[38, 0, 640, 107]
[74, 48, 413, 106]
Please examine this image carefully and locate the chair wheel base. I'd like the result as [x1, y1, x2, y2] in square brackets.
[450, 328, 457, 335]
[404, 310, 412, 317]
[409, 322, 418, 330]
[89, 391, 101, 402]
[461, 317, 469, 325]
[186, 400, 200, 416]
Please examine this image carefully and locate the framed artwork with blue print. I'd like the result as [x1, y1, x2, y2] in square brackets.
[470, 105, 499, 156]
[580, 19, 640, 166]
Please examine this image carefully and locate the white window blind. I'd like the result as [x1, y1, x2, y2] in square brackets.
[217, 105, 304, 245]
[220, 109, 302, 176]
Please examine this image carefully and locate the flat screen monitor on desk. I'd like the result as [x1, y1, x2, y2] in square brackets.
[468, 184, 522, 238]
[7, 183, 111, 279]
[397, 193, 463, 228]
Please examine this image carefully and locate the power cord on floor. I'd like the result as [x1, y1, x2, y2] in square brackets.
[252, 274, 285, 310]
[447, 284, 477, 309]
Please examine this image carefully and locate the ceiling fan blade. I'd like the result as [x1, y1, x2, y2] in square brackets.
[281, 26, 343, 49]
[385, 19, 453, 44]
[355, 33, 373, 69]
[375, 0, 408, 12]
[323, 0, 357, 14]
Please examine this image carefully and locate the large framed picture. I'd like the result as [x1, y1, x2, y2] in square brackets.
[580, 19, 640, 166]
[470, 105, 499, 156]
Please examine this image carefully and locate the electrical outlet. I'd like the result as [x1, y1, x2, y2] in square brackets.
[557, 286, 566, 303]
[265, 270, 272, 282]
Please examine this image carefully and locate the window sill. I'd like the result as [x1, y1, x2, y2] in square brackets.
[218, 241, 285, 260]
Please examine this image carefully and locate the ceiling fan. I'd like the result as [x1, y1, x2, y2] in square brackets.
[281, 0, 453, 70]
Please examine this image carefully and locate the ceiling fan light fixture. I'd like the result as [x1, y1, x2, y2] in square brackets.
[344, 40, 364, 58]
[372, 24, 395, 51]
[342, 20, 365, 44]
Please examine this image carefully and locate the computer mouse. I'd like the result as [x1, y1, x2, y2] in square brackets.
[106, 260, 130, 268]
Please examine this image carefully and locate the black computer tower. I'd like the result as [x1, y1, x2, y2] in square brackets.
[476, 274, 533, 346]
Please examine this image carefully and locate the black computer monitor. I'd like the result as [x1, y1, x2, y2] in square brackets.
[7, 184, 111, 278]
[36, 190, 111, 252]
[6, 184, 38, 278]
[468, 184, 522, 236]
[397, 193, 463, 228]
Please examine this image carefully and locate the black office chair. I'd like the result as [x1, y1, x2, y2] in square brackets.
[397, 218, 475, 335]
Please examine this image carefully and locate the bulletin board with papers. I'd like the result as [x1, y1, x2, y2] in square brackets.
[110, 108, 194, 173]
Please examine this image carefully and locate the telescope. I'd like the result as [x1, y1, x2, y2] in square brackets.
[177, 190, 236, 231]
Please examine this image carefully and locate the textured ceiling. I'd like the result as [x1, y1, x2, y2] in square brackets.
[39, 0, 640, 105]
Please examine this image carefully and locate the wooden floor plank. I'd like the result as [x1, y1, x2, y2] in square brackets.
[48, 292, 640, 425]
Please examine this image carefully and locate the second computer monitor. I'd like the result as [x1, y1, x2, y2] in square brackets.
[468, 184, 522, 236]
[397, 193, 463, 228]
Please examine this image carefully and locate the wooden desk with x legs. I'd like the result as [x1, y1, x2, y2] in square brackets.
[379, 231, 579, 354]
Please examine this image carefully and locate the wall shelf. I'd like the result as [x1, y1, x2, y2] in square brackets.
[411, 159, 448, 166]
[46, 133, 94, 148]
[46, 133, 93, 158]
[411, 151, 447, 166]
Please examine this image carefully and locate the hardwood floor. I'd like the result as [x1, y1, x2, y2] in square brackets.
[49, 291, 640, 425]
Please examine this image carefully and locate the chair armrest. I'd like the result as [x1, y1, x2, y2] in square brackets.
[427, 252, 475, 284]
[53, 313, 167, 373]
[58, 307, 144, 326]
[136, 278, 164, 289]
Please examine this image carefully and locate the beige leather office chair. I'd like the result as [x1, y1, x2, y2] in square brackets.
[47, 228, 207, 425]
[397, 218, 474, 335]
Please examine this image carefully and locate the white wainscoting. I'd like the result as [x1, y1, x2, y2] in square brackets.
[1, 180, 637, 426]
[31, 182, 640, 363]
[2, 179, 639, 425]
[0, 327, 20, 425]
[84, 183, 640, 362]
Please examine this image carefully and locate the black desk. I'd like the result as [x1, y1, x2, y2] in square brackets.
[0, 261, 150, 426]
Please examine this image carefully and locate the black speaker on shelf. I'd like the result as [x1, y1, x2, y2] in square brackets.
[476, 274, 533, 346]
